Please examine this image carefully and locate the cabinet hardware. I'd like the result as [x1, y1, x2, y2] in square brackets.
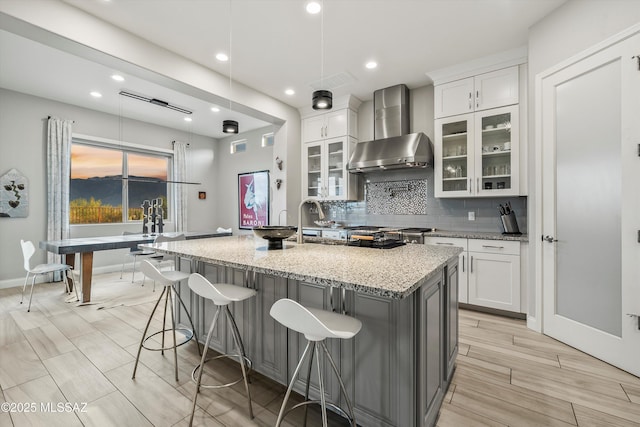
[637, 230, 640, 243]
[633, 55, 640, 71]
[462, 255, 465, 273]
[477, 178, 480, 193]
[436, 242, 454, 245]
[470, 256, 474, 273]
[330, 287, 335, 312]
[627, 313, 640, 330]
[482, 245, 504, 249]
[341, 288, 347, 315]
[468, 92, 472, 110]
[476, 90, 480, 108]
[469, 178, 472, 193]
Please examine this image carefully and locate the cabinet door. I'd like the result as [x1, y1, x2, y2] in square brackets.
[458, 251, 468, 303]
[248, 273, 288, 384]
[435, 114, 475, 197]
[325, 138, 346, 199]
[474, 105, 519, 196]
[302, 115, 326, 143]
[434, 77, 474, 118]
[303, 142, 323, 198]
[324, 109, 349, 139]
[420, 277, 443, 427]
[445, 260, 459, 383]
[474, 66, 519, 111]
[468, 252, 521, 312]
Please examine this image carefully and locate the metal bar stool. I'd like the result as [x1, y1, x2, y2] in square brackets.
[187, 273, 256, 426]
[132, 260, 200, 382]
[270, 298, 362, 427]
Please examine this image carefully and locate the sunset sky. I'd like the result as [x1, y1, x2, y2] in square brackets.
[71, 145, 167, 179]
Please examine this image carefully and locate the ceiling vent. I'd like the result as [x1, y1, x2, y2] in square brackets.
[308, 71, 356, 91]
[119, 90, 192, 114]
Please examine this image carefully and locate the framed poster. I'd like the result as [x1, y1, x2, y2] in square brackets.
[238, 170, 269, 229]
[0, 168, 28, 218]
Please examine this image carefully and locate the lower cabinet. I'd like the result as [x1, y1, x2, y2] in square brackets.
[424, 236, 522, 313]
[185, 261, 458, 427]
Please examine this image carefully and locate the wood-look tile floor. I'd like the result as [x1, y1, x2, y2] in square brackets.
[0, 272, 638, 426]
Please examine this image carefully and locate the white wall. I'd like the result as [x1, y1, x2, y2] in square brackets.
[214, 125, 277, 235]
[0, 88, 218, 286]
[526, 0, 640, 327]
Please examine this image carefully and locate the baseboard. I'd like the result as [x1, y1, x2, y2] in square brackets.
[0, 263, 129, 290]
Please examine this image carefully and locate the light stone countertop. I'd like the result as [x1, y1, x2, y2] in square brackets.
[143, 235, 462, 299]
[427, 230, 529, 242]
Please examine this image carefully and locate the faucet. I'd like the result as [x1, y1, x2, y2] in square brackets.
[297, 198, 325, 244]
[277, 209, 288, 226]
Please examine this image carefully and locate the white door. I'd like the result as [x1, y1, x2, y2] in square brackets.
[540, 30, 640, 376]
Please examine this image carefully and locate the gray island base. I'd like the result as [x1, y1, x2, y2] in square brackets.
[144, 235, 461, 427]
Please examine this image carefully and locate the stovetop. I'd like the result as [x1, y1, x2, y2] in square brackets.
[347, 239, 406, 249]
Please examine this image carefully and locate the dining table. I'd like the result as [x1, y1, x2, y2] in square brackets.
[39, 231, 231, 302]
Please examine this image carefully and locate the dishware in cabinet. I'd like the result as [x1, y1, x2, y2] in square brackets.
[434, 113, 474, 197]
[474, 105, 519, 196]
[435, 105, 519, 197]
[302, 136, 360, 200]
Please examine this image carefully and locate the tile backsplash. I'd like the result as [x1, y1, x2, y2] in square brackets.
[317, 169, 527, 233]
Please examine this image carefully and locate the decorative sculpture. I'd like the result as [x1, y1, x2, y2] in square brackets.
[141, 198, 164, 235]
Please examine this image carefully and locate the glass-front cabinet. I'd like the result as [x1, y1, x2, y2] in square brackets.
[435, 105, 519, 197]
[303, 137, 359, 200]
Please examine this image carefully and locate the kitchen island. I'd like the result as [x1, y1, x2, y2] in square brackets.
[144, 235, 461, 427]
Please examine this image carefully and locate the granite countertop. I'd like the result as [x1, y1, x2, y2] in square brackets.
[144, 235, 462, 299]
[426, 230, 529, 242]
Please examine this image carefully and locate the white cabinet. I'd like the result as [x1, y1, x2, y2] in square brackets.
[424, 237, 522, 313]
[468, 240, 520, 312]
[435, 105, 519, 197]
[434, 66, 519, 119]
[302, 136, 359, 200]
[302, 109, 356, 143]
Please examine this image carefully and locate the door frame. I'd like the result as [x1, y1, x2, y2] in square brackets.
[532, 24, 640, 331]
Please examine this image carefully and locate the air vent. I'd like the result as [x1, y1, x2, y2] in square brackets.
[119, 90, 192, 114]
[308, 71, 356, 91]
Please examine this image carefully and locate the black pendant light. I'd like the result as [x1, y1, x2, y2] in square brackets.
[223, 119, 239, 134]
[312, 90, 332, 110]
[312, 0, 332, 110]
[223, 0, 239, 134]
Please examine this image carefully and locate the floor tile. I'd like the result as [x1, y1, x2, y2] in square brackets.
[23, 324, 76, 360]
[76, 390, 153, 427]
[0, 340, 48, 389]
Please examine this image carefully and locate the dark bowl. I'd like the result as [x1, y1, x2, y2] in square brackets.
[252, 226, 297, 249]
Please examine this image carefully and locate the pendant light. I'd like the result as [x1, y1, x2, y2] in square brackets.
[312, 0, 332, 110]
[223, 0, 239, 133]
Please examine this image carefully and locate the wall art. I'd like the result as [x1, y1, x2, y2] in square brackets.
[238, 170, 269, 229]
[0, 168, 29, 218]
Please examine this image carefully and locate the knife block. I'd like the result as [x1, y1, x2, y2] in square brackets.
[500, 211, 521, 235]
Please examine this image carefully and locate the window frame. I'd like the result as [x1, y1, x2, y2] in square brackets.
[70, 134, 173, 225]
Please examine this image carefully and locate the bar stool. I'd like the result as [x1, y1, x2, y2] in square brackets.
[270, 298, 362, 427]
[132, 260, 200, 382]
[187, 273, 256, 426]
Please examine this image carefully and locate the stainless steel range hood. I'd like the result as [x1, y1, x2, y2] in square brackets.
[348, 84, 433, 173]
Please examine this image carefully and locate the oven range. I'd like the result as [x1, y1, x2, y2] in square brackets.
[302, 226, 434, 248]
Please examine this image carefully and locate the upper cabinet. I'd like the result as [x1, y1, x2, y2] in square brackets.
[301, 107, 361, 200]
[434, 66, 519, 119]
[302, 109, 357, 143]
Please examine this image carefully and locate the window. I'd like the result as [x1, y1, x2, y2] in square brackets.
[230, 139, 247, 154]
[261, 132, 274, 147]
[70, 141, 170, 224]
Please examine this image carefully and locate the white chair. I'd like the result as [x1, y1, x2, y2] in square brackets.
[132, 260, 200, 382]
[270, 298, 362, 427]
[187, 273, 256, 426]
[120, 231, 156, 283]
[20, 240, 79, 312]
[143, 234, 186, 291]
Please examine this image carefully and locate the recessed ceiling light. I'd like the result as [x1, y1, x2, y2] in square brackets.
[285, 89, 295, 96]
[211, 107, 220, 113]
[184, 117, 192, 122]
[90, 91, 102, 98]
[111, 74, 124, 82]
[306, 1, 321, 14]
[216, 53, 229, 62]
[365, 61, 378, 69]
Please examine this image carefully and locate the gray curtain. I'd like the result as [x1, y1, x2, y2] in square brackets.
[172, 141, 188, 232]
[46, 117, 73, 279]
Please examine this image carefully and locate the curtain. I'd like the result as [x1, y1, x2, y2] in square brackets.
[46, 117, 73, 280]
[172, 141, 188, 232]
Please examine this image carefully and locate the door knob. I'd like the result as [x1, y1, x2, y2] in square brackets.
[543, 235, 557, 243]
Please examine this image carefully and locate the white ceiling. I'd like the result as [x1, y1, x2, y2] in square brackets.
[0, 0, 567, 139]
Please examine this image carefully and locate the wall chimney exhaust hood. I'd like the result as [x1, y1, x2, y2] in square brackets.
[348, 84, 433, 173]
